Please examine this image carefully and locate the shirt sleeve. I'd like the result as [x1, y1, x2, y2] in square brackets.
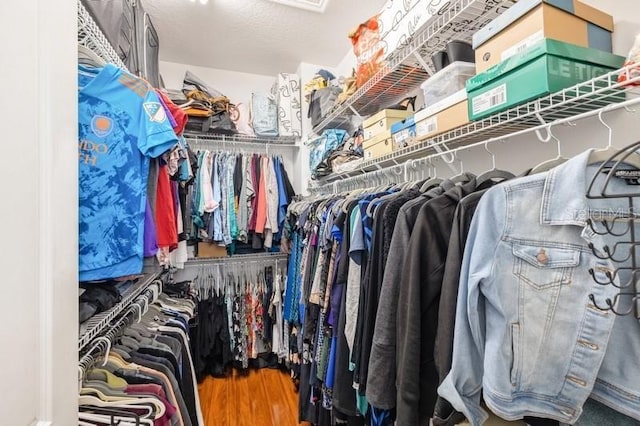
[138, 89, 179, 158]
[437, 186, 507, 426]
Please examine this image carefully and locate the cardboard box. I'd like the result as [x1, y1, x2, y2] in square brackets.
[197, 242, 227, 258]
[415, 90, 469, 139]
[363, 109, 413, 140]
[473, 0, 613, 72]
[363, 130, 393, 159]
[467, 39, 625, 121]
[390, 116, 416, 150]
[276, 73, 302, 137]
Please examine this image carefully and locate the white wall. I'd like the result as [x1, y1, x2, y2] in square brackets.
[336, 49, 357, 78]
[0, 0, 78, 424]
[160, 60, 277, 105]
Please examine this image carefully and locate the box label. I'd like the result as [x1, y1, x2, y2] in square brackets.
[472, 84, 507, 115]
[501, 30, 544, 61]
[417, 116, 438, 136]
[394, 127, 416, 147]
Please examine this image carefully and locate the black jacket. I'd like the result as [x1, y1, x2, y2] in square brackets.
[396, 177, 479, 425]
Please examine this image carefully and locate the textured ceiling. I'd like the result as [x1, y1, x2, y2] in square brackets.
[145, 0, 387, 75]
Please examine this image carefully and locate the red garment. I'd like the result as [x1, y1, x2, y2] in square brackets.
[254, 156, 268, 234]
[156, 90, 188, 135]
[126, 384, 177, 426]
[155, 164, 178, 249]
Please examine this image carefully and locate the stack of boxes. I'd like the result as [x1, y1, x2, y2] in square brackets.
[362, 0, 624, 161]
[362, 109, 412, 159]
[467, 0, 623, 120]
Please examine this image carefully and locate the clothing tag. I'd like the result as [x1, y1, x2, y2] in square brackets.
[601, 168, 640, 185]
[616, 169, 640, 185]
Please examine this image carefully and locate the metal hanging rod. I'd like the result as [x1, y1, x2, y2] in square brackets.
[184, 133, 299, 147]
[184, 252, 289, 266]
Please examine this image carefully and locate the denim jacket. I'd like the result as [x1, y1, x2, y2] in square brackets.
[438, 150, 640, 424]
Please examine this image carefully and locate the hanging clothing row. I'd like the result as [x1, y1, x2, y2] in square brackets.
[188, 148, 296, 260]
[282, 136, 640, 425]
[78, 59, 297, 281]
[79, 278, 204, 426]
[187, 257, 289, 379]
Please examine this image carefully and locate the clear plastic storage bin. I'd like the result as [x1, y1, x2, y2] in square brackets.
[421, 61, 476, 107]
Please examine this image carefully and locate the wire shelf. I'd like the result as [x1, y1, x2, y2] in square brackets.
[78, 272, 160, 351]
[183, 133, 299, 149]
[77, 0, 128, 70]
[312, 66, 640, 187]
[312, 0, 515, 133]
[184, 252, 289, 266]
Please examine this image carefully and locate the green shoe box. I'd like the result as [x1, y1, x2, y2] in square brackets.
[466, 38, 625, 121]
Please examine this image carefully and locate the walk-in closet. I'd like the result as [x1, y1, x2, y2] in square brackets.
[3, 0, 640, 425]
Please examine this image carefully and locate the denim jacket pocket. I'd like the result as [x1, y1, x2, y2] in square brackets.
[512, 243, 580, 289]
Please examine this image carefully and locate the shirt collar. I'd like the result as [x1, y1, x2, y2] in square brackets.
[540, 149, 593, 226]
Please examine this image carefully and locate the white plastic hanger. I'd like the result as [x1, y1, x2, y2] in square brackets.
[588, 109, 640, 169]
[421, 157, 442, 191]
[446, 151, 470, 184]
[476, 141, 515, 186]
[531, 124, 567, 174]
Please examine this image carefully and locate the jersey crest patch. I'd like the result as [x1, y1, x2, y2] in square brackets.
[143, 102, 167, 123]
[91, 115, 113, 137]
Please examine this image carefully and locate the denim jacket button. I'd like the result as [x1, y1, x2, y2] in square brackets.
[536, 249, 549, 264]
[578, 339, 599, 350]
[567, 375, 587, 387]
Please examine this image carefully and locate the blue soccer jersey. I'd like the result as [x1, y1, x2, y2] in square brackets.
[78, 64, 177, 281]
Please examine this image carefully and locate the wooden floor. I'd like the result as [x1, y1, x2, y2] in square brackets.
[198, 368, 311, 426]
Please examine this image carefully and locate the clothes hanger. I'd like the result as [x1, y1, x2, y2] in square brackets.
[588, 109, 640, 169]
[79, 410, 153, 426]
[420, 157, 443, 192]
[443, 151, 469, 184]
[81, 379, 128, 398]
[476, 141, 515, 186]
[78, 394, 161, 419]
[399, 160, 416, 190]
[530, 123, 567, 174]
[86, 369, 128, 390]
[366, 167, 403, 217]
[78, 45, 106, 67]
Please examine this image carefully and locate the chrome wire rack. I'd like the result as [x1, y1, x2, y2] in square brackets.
[183, 132, 299, 148]
[77, 0, 128, 70]
[312, 0, 515, 133]
[311, 66, 640, 188]
[78, 273, 161, 351]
